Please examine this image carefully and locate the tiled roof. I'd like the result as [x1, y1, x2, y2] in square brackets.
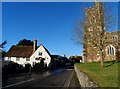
[5, 45, 33, 58]
[70, 56, 82, 60]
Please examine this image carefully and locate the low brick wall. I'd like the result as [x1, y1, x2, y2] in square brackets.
[74, 65, 99, 88]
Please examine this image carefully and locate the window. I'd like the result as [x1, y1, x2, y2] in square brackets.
[107, 45, 115, 56]
[8, 57, 11, 60]
[35, 57, 42, 60]
[16, 58, 20, 61]
[112, 37, 114, 39]
[112, 35, 118, 40]
[39, 52, 42, 56]
[26, 58, 30, 61]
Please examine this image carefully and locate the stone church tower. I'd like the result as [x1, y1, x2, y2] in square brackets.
[82, 2, 119, 62]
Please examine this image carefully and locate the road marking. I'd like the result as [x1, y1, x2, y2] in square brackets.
[67, 71, 74, 87]
[2, 68, 68, 88]
[43, 73, 52, 77]
[43, 69, 64, 77]
[66, 69, 74, 70]
[56, 69, 64, 72]
[2, 78, 34, 88]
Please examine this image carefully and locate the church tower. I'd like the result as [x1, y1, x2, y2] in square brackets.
[82, 2, 104, 62]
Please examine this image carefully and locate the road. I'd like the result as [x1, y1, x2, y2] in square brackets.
[2, 66, 81, 89]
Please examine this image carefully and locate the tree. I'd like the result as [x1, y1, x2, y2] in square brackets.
[0, 40, 7, 58]
[0, 40, 7, 50]
[73, 2, 117, 67]
[17, 39, 33, 46]
[33, 58, 45, 71]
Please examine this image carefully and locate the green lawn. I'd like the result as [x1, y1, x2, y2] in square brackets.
[75, 61, 119, 87]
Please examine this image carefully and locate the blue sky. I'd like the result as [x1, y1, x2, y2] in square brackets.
[2, 2, 118, 57]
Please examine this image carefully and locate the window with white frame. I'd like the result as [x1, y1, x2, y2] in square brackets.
[8, 57, 11, 60]
[16, 58, 20, 61]
[26, 58, 30, 61]
[39, 52, 42, 56]
[107, 45, 115, 56]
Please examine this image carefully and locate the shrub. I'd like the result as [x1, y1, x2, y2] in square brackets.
[33, 58, 45, 71]
[24, 63, 31, 73]
[2, 61, 25, 78]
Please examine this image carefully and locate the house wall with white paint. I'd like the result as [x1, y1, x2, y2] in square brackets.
[30, 45, 51, 67]
[5, 57, 32, 66]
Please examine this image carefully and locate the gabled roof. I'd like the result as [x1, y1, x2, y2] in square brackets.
[5, 44, 51, 58]
[40, 44, 51, 56]
[51, 55, 61, 58]
[5, 45, 33, 58]
[70, 56, 82, 60]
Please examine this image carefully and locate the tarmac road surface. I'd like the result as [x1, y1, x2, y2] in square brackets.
[2, 66, 81, 89]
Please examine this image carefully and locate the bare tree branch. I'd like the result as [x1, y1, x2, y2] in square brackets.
[72, 2, 117, 67]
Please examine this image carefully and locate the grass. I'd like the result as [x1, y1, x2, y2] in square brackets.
[75, 61, 119, 87]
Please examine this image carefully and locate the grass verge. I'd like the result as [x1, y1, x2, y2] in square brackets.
[75, 61, 119, 87]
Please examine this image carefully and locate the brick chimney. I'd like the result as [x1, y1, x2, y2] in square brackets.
[33, 37, 37, 53]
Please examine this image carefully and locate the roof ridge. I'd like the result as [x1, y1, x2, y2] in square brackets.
[40, 44, 51, 56]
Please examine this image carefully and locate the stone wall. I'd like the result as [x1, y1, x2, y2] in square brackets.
[74, 65, 98, 88]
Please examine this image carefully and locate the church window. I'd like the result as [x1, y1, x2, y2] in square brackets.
[107, 45, 115, 56]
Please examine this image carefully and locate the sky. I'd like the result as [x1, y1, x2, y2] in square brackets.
[2, 2, 118, 57]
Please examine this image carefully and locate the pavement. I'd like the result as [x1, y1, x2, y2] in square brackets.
[2, 66, 81, 89]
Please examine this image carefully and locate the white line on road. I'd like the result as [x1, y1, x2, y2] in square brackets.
[2, 78, 35, 88]
[43, 69, 64, 77]
[56, 69, 64, 72]
[66, 69, 74, 70]
[43, 73, 52, 77]
[66, 71, 74, 87]
[2, 68, 69, 88]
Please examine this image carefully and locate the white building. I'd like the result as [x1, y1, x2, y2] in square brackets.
[30, 44, 51, 67]
[4, 38, 51, 67]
